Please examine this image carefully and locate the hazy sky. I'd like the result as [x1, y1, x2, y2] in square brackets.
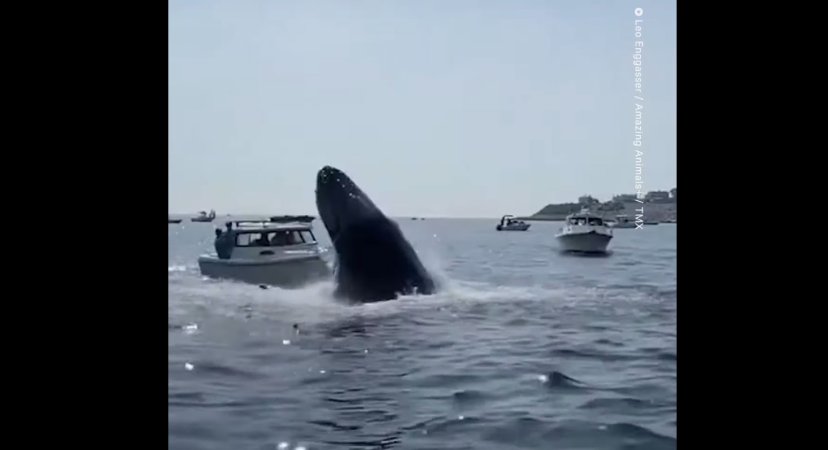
[169, 0, 676, 217]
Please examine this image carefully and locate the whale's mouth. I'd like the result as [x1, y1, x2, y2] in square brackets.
[315, 166, 383, 242]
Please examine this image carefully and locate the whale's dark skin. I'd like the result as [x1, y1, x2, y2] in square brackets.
[315, 165, 436, 303]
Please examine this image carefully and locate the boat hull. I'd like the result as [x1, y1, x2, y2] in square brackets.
[555, 231, 612, 253]
[497, 223, 530, 231]
[197, 254, 331, 287]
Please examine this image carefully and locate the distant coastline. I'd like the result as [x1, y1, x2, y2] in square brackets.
[517, 189, 677, 223]
[169, 189, 677, 223]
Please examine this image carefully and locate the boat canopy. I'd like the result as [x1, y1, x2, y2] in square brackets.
[270, 215, 315, 223]
[227, 220, 313, 233]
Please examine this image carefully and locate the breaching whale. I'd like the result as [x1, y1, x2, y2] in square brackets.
[315, 165, 436, 303]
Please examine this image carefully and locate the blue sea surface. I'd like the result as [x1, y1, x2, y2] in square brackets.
[169, 218, 676, 450]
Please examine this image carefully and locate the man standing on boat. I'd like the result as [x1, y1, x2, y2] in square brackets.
[214, 222, 234, 259]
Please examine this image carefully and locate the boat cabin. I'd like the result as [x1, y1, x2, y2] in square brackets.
[565, 212, 607, 227]
[233, 226, 318, 247]
[500, 215, 524, 226]
[214, 219, 322, 260]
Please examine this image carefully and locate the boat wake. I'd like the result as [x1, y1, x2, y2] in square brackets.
[169, 247, 668, 329]
[169, 251, 542, 324]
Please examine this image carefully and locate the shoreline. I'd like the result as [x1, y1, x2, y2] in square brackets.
[517, 200, 677, 223]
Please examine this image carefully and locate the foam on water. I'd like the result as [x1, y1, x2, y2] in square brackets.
[171, 252, 543, 315]
[168, 248, 667, 333]
[169, 276, 347, 325]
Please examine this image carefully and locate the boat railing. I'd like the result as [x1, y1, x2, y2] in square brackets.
[233, 220, 272, 227]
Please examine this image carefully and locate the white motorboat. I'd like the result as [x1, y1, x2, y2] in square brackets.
[496, 215, 531, 231]
[555, 209, 613, 253]
[608, 214, 636, 229]
[197, 216, 331, 287]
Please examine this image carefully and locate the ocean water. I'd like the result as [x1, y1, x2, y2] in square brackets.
[168, 218, 676, 450]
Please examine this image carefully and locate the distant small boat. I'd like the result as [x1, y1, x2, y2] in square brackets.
[168, 218, 182, 224]
[608, 214, 636, 229]
[191, 210, 216, 222]
[496, 215, 530, 231]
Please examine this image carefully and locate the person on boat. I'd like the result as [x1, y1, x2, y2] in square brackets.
[285, 231, 299, 245]
[271, 231, 289, 246]
[214, 223, 234, 259]
[252, 233, 269, 246]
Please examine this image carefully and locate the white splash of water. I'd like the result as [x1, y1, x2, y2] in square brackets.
[169, 243, 617, 330]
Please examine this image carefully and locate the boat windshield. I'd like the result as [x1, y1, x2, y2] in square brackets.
[568, 216, 604, 226]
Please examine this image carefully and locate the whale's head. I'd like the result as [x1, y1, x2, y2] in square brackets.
[314, 165, 436, 302]
[315, 165, 385, 243]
